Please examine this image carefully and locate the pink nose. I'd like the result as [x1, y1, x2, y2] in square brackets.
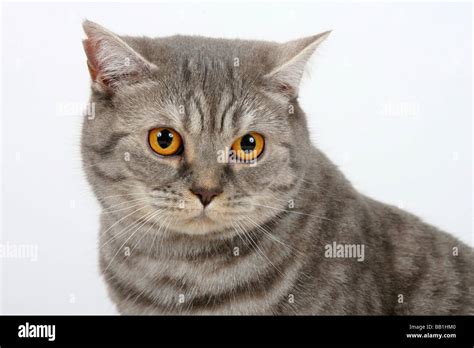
[190, 187, 223, 206]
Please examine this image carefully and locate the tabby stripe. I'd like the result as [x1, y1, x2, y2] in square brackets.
[183, 252, 295, 311]
[85, 132, 129, 158]
[90, 165, 127, 183]
[104, 269, 158, 309]
[219, 91, 237, 132]
[123, 250, 295, 314]
[193, 96, 206, 132]
[201, 61, 208, 91]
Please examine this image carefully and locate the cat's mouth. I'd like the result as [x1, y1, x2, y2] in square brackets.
[186, 210, 215, 224]
[174, 209, 225, 235]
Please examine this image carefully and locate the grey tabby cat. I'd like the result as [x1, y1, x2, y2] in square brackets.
[81, 20, 473, 315]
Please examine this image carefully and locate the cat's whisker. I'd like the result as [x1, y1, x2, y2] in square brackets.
[286, 171, 318, 186]
[91, 184, 186, 201]
[144, 214, 172, 257]
[94, 192, 152, 201]
[233, 220, 285, 277]
[126, 214, 178, 313]
[102, 196, 171, 211]
[103, 209, 164, 273]
[101, 197, 154, 211]
[244, 213, 313, 296]
[101, 196, 172, 214]
[268, 176, 335, 197]
[251, 203, 337, 223]
[102, 200, 154, 214]
[230, 222, 253, 257]
[265, 191, 292, 204]
[93, 205, 151, 251]
[128, 209, 166, 255]
[128, 214, 180, 309]
[96, 210, 156, 252]
[267, 185, 317, 200]
[243, 215, 304, 257]
[280, 177, 344, 199]
[233, 219, 309, 314]
[122, 209, 172, 251]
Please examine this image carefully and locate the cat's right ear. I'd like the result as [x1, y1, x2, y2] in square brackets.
[264, 31, 331, 100]
[82, 20, 158, 95]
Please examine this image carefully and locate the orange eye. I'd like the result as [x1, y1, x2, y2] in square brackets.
[231, 132, 265, 162]
[148, 127, 183, 156]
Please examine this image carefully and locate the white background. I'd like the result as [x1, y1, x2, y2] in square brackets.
[1, 1, 472, 314]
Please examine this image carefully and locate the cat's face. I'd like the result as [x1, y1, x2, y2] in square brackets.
[81, 21, 329, 236]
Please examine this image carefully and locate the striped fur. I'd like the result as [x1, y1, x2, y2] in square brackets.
[81, 22, 474, 315]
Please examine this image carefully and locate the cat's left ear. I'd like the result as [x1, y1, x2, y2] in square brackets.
[264, 31, 331, 99]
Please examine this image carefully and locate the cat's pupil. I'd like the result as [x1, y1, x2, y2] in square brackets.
[241, 134, 256, 153]
[157, 129, 173, 148]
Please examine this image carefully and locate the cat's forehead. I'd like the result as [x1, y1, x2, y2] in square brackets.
[115, 78, 286, 141]
[142, 85, 275, 138]
[123, 35, 278, 78]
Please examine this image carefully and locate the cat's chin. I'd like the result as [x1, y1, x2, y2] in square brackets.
[170, 214, 231, 236]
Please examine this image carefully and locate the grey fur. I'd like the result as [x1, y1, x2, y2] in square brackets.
[81, 21, 474, 315]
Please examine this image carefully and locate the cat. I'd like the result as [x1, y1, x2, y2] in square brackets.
[81, 20, 473, 315]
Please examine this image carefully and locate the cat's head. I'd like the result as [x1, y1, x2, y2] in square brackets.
[81, 20, 329, 236]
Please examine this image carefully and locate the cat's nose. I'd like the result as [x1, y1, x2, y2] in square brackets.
[190, 186, 223, 207]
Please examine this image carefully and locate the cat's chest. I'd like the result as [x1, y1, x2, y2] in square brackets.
[104, 239, 297, 314]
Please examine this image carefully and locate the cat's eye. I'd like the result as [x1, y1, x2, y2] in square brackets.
[148, 127, 183, 156]
[231, 132, 265, 161]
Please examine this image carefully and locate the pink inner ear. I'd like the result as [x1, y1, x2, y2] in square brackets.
[82, 38, 115, 91]
[82, 38, 99, 79]
[86, 59, 98, 81]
